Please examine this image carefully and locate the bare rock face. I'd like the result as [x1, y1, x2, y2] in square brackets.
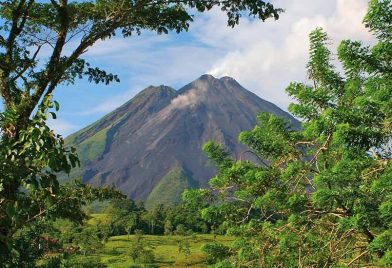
[65, 75, 299, 201]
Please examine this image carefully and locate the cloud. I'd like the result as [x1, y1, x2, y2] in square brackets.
[47, 118, 79, 136]
[78, 85, 142, 115]
[170, 80, 209, 109]
[170, 90, 203, 109]
[84, 34, 170, 57]
[75, 40, 226, 117]
[190, 0, 374, 109]
[61, 0, 375, 133]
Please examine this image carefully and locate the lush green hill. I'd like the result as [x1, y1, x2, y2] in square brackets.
[145, 168, 196, 210]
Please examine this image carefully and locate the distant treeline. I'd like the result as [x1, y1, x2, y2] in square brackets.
[83, 198, 224, 237]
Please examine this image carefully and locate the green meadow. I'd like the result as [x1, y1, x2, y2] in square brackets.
[70, 234, 233, 267]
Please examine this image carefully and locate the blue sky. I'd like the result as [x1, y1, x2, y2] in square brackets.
[47, 0, 374, 136]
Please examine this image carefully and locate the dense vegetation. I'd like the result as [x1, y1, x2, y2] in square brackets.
[188, 1, 392, 266]
[0, 0, 281, 265]
[38, 233, 233, 267]
[23, 199, 229, 267]
[1, 0, 391, 267]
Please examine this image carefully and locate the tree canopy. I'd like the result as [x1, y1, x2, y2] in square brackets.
[190, 0, 392, 266]
[0, 0, 282, 264]
[0, 0, 281, 124]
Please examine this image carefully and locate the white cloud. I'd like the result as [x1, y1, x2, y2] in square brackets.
[78, 85, 143, 115]
[170, 80, 208, 109]
[47, 119, 79, 136]
[76, 42, 225, 117]
[68, 0, 375, 128]
[193, 0, 374, 109]
[84, 34, 170, 57]
[76, 42, 223, 116]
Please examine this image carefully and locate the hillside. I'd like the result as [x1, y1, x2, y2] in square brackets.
[145, 168, 196, 209]
[63, 74, 300, 201]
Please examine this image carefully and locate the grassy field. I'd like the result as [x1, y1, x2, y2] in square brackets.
[71, 234, 233, 267]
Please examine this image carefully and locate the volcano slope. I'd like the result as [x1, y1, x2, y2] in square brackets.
[64, 74, 300, 204]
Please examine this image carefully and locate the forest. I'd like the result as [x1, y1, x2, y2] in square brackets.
[0, 0, 391, 267]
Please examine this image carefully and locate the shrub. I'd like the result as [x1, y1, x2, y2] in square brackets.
[202, 242, 231, 264]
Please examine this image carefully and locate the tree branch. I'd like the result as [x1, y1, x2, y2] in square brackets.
[11, 44, 43, 83]
[346, 250, 368, 266]
[29, 0, 69, 115]
[0, 0, 27, 107]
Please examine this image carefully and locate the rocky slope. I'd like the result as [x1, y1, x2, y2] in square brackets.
[64, 74, 300, 202]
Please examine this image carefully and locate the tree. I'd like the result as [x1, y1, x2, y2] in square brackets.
[177, 238, 191, 256]
[0, 0, 282, 262]
[142, 203, 165, 234]
[9, 220, 49, 267]
[174, 223, 187, 236]
[163, 219, 173, 235]
[129, 231, 155, 265]
[197, 0, 391, 266]
[201, 241, 231, 265]
[103, 198, 140, 235]
[73, 225, 103, 255]
[164, 189, 212, 233]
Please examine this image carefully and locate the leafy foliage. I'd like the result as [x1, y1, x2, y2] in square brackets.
[129, 233, 156, 265]
[202, 241, 231, 265]
[191, 1, 392, 266]
[0, 0, 281, 264]
[67, 233, 232, 267]
[0, 96, 123, 265]
[73, 226, 104, 255]
[26, 199, 226, 266]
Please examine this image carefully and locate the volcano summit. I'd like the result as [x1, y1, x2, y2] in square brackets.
[64, 75, 299, 207]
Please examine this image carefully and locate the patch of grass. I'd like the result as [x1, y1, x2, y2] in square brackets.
[145, 167, 196, 210]
[77, 126, 110, 164]
[59, 126, 110, 182]
[70, 234, 233, 267]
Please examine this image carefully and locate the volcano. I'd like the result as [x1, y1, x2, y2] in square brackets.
[64, 74, 299, 207]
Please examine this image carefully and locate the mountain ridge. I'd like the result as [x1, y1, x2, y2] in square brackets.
[63, 74, 300, 201]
